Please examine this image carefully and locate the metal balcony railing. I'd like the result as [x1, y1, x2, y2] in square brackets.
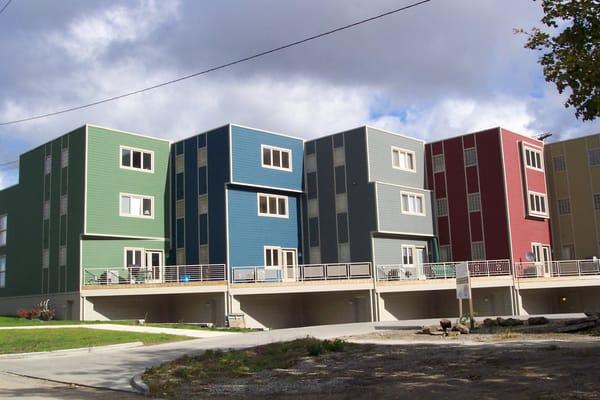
[376, 260, 512, 281]
[514, 260, 600, 278]
[82, 264, 226, 286]
[231, 262, 372, 284]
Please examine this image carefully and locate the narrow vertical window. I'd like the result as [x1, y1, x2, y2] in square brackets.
[0, 215, 6, 247]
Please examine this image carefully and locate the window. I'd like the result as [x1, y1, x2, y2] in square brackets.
[528, 191, 548, 217]
[391, 147, 416, 172]
[60, 195, 68, 215]
[401, 192, 425, 216]
[562, 244, 575, 260]
[198, 195, 208, 214]
[307, 172, 318, 199]
[61, 148, 69, 168]
[176, 219, 185, 249]
[44, 155, 52, 174]
[262, 145, 292, 171]
[337, 212, 349, 244]
[125, 248, 142, 268]
[436, 198, 448, 217]
[197, 147, 207, 167]
[553, 155, 566, 172]
[333, 134, 344, 148]
[594, 194, 600, 211]
[59, 246, 67, 266]
[523, 146, 543, 170]
[199, 214, 208, 245]
[464, 148, 477, 166]
[433, 154, 445, 173]
[556, 198, 571, 215]
[0, 215, 8, 246]
[402, 246, 414, 265]
[471, 241, 485, 260]
[264, 247, 280, 267]
[120, 146, 153, 172]
[120, 194, 154, 218]
[468, 193, 481, 212]
[0, 255, 5, 288]
[439, 245, 451, 262]
[257, 193, 288, 217]
[309, 217, 319, 247]
[42, 249, 49, 269]
[198, 166, 207, 195]
[175, 154, 184, 173]
[589, 148, 600, 166]
[43, 201, 50, 220]
[176, 173, 184, 200]
[334, 166, 346, 194]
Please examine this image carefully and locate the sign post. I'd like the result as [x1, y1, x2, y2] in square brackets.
[456, 262, 474, 329]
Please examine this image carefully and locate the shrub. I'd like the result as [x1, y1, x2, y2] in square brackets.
[39, 308, 56, 321]
[323, 339, 345, 352]
[16, 309, 30, 319]
[306, 342, 324, 356]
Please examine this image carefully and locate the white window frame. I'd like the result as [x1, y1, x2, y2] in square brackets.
[124, 247, 145, 269]
[400, 191, 426, 216]
[264, 246, 281, 269]
[119, 146, 154, 173]
[522, 144, 544, 172]
[391, 147, 416, 173]
[257, 193, 289, 218]
[527, 190, 549, 218]
[401, 245, 415, 266]
[0, 255, 5, 288]
[0, 214, 5, 247]
[119, 193, 155, 219]
[464, 147, 477, 167]
[432, 154, 445, 173]
[261, 144, 292, 172]
[468, 192, 481, 212]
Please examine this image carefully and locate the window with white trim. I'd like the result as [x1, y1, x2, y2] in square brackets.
[433, 154, 445, 173]
[464, 148, 477, 166]
[391, 147, 416, 172]
[61, 148, 69, 168]
[402, 246, 414, 266]
[471, 241, 485, 260]
[125, 248, 143, 268]
[523, 146, 543, 170]
[468, 192, 481, 212]
[120, 146, 153, 172]
[262, 145, 291, 171]
[553, 155, 566, 172]
[0, 215, 5, 247]
[44, 155, 52, 174]
[401, 192, 425, 216]
[120, 194, 154, 218]
[0, 255, 5, 288]
[264, 247, 280, 267]
[557, 198, 571, 215]
[528, 191, 548, 217]
[436, 198, 448, 217]
[257, 193, 288, 217]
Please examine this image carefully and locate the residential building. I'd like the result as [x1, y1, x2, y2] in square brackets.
[545, 133, 600, 260]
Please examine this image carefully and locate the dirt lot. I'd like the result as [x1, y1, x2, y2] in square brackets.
[144, 324, 600, 400]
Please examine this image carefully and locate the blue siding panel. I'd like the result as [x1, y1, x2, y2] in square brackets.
[227, 186, 301, 268]
[230, 126, 303, 191]
[184, 137, 199, 264]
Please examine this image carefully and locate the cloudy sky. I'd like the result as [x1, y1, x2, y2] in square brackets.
[1, 0, 599, 188]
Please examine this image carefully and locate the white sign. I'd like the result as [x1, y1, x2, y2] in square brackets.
[456, 262, 471, 299]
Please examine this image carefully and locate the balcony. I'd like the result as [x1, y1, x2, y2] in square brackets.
[231, 262, 372, 284]
[82, 264, 227, 291]
[376, 260, 512, 281]
[515, 260, 600, 278]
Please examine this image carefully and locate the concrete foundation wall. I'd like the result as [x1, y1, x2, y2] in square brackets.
[379, 287, 512, 321]
[0, 292, 80, 320]
[83, 293, 226, 325]
[520, 287, 600, 315]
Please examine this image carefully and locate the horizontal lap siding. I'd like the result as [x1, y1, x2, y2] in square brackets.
[376, 183, 433, 235]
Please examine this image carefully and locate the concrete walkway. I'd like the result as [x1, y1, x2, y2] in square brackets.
[0, 324, 237, 338]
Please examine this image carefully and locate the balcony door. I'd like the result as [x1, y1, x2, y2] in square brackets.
[532, 243, 552, 277]
[145, 250, 163, 282]
[264, 247, 297, 282]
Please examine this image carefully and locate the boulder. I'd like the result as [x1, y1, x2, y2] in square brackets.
[483, 318, 497, 327]
[497, 317, 524, 327]
[527, 316, 549, 326]
[447, 331, 461, 337]
[452, 323, 470, 334]
[584, 311, 600, 318]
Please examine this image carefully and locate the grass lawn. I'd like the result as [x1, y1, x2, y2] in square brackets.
[0, 316, 250, 332]
[0, 328, 189, 354]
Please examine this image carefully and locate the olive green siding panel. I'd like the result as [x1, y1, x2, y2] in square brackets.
[82, 238, 167, 268]
[0, 127, 86, 298]
[85, 126, 170, 239]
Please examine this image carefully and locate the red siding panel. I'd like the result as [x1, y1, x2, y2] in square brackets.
[444, 138, 470, 261]
[469, 211, 483, 241]
[437, 216, 450, 245]
[466, 166, 479, 193]
[434, 173, 446, 198]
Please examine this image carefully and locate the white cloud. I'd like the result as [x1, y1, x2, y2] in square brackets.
[47, 0, 180, 62]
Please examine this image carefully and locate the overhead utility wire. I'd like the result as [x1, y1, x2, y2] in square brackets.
[0, 0, 13, 16]
[0, 0, 431, 126]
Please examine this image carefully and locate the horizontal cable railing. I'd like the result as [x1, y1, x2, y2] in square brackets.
[376, 260, 511, 281]
[82, 264, 226, 286]
[231, 262, 372, 284]
[515, 260, 600, 278]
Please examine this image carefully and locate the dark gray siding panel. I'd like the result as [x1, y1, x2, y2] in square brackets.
[316, 137, 337, 262]
[345, 128, 377, 263]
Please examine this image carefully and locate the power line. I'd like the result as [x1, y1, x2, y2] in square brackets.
[0, 0, 432, 127]
[0, 0, 13, 16]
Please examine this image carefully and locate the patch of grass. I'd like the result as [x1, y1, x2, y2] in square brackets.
[0, 328, 188, 354]
[144, 337, 349, 397]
